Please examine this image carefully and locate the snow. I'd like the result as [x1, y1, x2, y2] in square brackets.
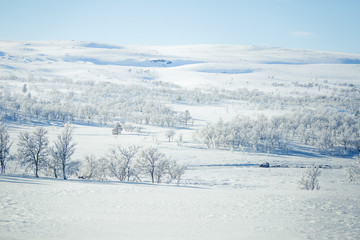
[1, 168, 359, 240]
[1, 40, 360, 239]
[1, 41, 359, 92]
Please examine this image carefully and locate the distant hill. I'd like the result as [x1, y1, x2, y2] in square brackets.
[1, 41, 359, 91]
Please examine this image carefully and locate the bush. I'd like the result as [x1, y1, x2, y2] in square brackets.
[345, 159, 360, 182]
[299, 165, 321, 190]
[76, 155, 109, 180]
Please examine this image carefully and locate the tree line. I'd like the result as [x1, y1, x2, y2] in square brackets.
[0, 75, 202, 127]
[2, 74, 359, 132]
[0, 123, 186, 184]
[195, 109, 360, 156]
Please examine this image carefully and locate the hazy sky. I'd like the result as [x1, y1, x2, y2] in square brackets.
[1, 0, 360, 54]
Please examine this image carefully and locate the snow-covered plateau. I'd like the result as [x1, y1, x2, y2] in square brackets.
[0, 41, 360, 239]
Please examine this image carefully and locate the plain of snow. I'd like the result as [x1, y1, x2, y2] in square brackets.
[1, 41, 360, 240]
[1, 169, 359, 240]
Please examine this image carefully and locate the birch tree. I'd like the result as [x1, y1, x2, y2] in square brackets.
[17, 127, 49, 178]
[0, 124, 12, 174]
[137, 147, 165, 183]
[52, 123, 77, 180]
[108, 145, 141, 181]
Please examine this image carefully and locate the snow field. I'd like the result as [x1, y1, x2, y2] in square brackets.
[1, 168, 359, 240]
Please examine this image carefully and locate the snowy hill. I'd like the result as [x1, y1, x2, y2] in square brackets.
[1, 41, 360, 239]
[1, 40, 360, 157]
[1, 40, 360, 163]
[1, 40, 360, 91]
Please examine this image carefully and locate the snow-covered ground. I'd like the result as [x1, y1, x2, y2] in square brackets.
[1, 168, 359, 240]
[1, 41, 360, 239]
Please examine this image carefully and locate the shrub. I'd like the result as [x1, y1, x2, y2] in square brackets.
[299, 165, 321, 190]
[345, 159, 360, 182]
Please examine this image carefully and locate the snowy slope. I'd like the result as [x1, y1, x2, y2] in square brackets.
[1, 169, 359, 240]
[1, 41, 360, 240]
[1, 40, 360, 91]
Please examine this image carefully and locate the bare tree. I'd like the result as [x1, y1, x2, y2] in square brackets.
[108, 145, 141, 181]
[137, 147, 165, 183]
[167, 159, 186, 185]
[154, 158, 169, 183]
[52, 123, 77, 179]
[165, 129, 176, 142]
[17, 127, 49, 178]
[76, 155, 108, 180]
[183, 110, 192, 125]
[48, 147, 60, 178]
[345, 159, 360, 182]
[0, 124, 12, 174]
[76, 155, 97, 179]
[299, 165, 321, 190]
[176, 133, 184, 146]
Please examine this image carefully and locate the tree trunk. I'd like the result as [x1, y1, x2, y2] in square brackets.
[1, 163, 5, 174]
[127, 168, 130, 182]
[35, 164, 39, 178]
[63, 163, 67, 180]
[0, 151, 4, 174]
[150, 171, 154, 183]
[54, 168, 58, 178]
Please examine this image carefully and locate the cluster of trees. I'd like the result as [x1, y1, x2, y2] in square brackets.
[0, 75, 199, 127]
[216, 84, 360, 113]
[17, 123, 77, 179]
[105, 145, 186, 184]
[0, 123, 186, 184]
[195, 109, 360, 156]
[0, 123, 82, 179]
[76, 146, 186, 184]
[3, 74, 360, 135]
[195, 116, 287, 153]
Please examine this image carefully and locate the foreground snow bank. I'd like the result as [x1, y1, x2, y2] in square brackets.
[1, 168, 359, 240]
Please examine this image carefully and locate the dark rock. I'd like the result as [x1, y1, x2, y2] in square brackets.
[260, 162, 270, 168]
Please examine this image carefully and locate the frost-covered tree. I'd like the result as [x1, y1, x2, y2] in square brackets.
[345, 159, 360, 182]
[0, 124, 12, 174]
[17, 127, 49, 178]
[154, 158, 169, 183]
[76, 155, 108, 180]
[350, 124, 360, 156]
[299, 165, 321, 190]
[165, 129, 176, 142]
[108, 145, 141, 182]
[176, 133, 184, 146]
[76, 155, 96, 179]
[183, 110, 192, 125]
[336, 126, 352, 153]
[52, 124, 77, 180]
[112, 122, 123, 135]
[167, 160, 186, 185]
[48, 147, 61, 178]
[137, 147, 165, 183]
[123, 123, 135, 132]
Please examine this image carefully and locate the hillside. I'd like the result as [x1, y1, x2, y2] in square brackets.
[1, 41, 360, 239]
[1, 41, 360, 163]
[1, 41, 360, 91]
